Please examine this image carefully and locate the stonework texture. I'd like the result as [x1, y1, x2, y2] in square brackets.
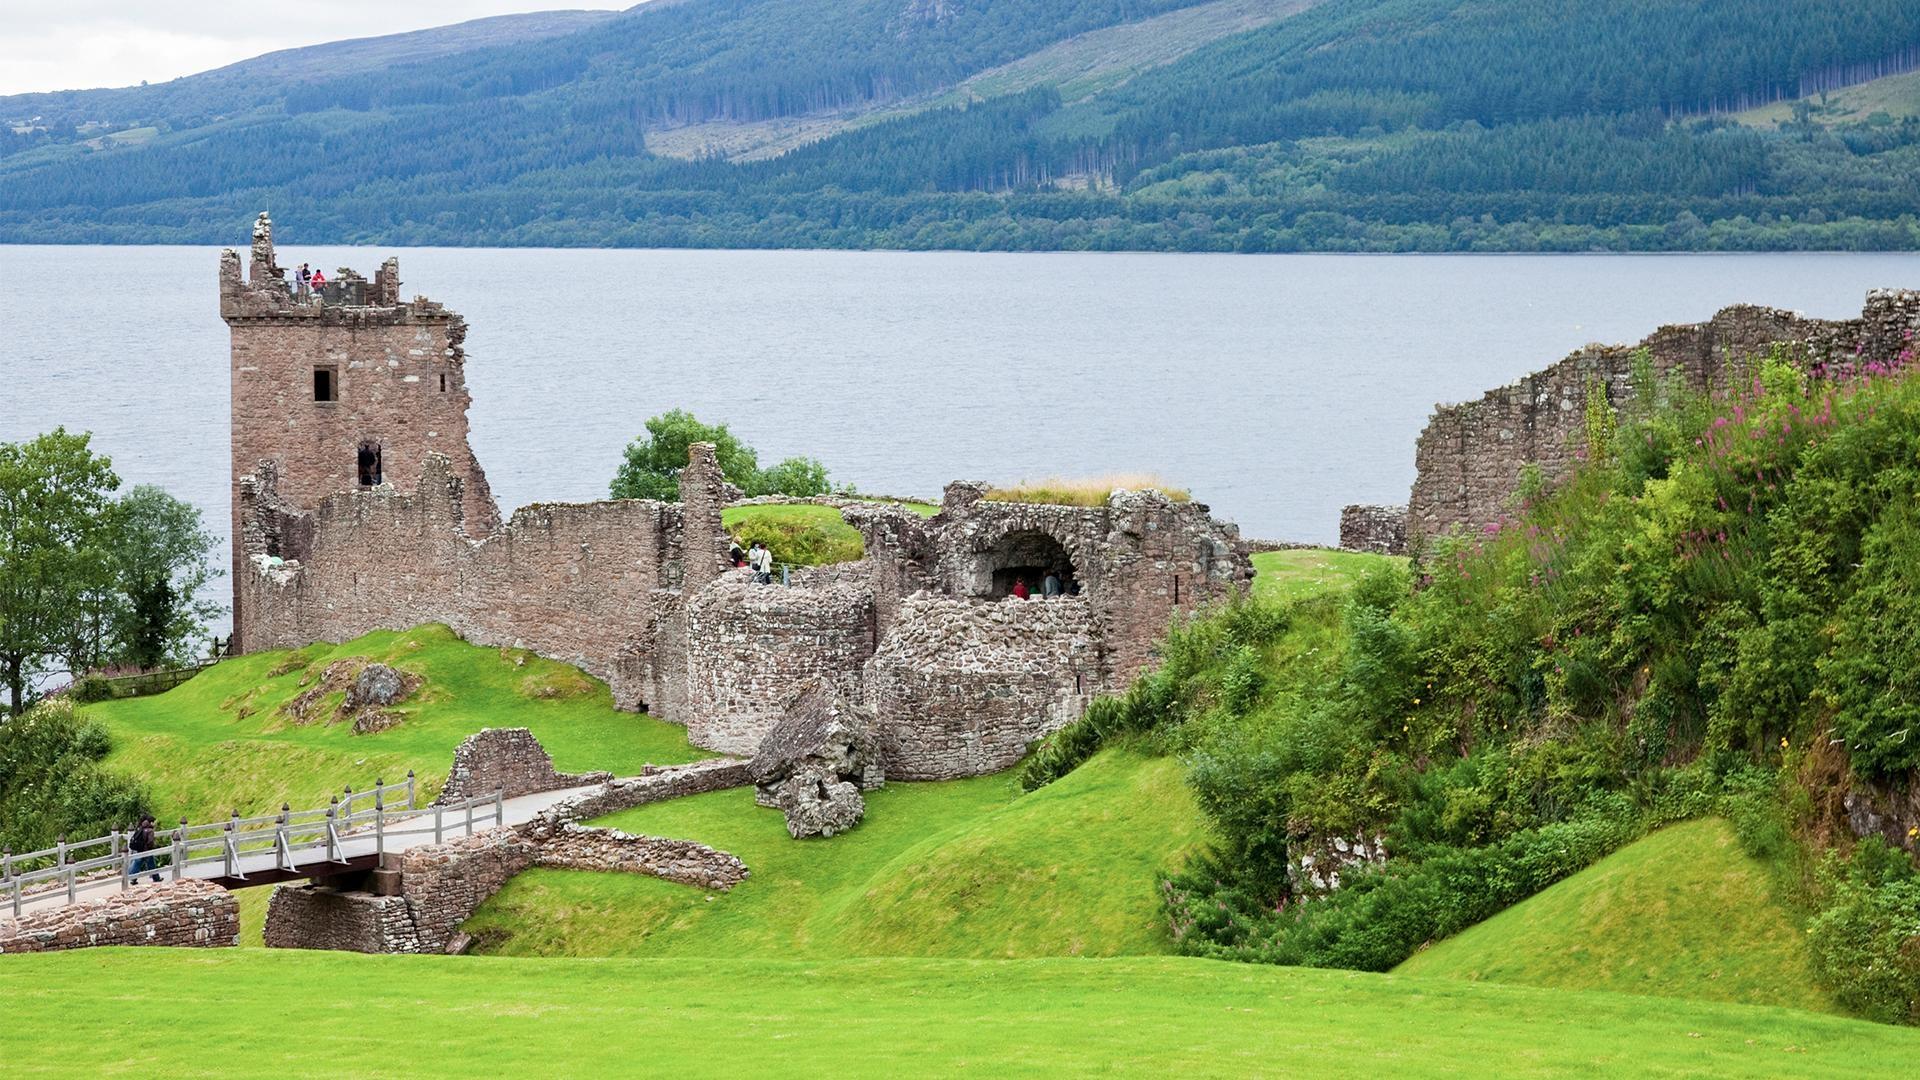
[519, 759, 753, 837]
[436, 728, 612, 805]
[226, 220, 1254, 783]
[0, 881, 237, 954]
[263, 885, 421, 954]
[223, 214, 498, 646]
[1339, 504, 1408, 556]
[1409, 290, 1920, 544]
[534, 824, 749, 890]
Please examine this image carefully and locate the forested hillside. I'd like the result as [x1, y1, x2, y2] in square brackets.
[3, 0, 1919, 251]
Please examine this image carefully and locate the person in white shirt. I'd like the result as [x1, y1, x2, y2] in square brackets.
[749, 541, 774, 584]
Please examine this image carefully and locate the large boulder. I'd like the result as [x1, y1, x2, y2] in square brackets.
[346, 663, 409, 709]
[749, 679, 882, 837]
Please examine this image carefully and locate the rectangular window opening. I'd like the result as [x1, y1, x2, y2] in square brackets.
[314, 367, 337, 402]
[439, 373, 447, 392]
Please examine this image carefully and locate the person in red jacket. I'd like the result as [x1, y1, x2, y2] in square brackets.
[1011, 577, 1030, 600]
[310, 268, 327, 299]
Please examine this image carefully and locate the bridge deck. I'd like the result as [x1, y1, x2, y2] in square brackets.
[5, 783, 597, 919]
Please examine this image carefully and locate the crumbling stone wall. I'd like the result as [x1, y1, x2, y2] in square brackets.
[1339, 505, 1408, 556]
[266, 759, 754, 953]
[1409, 290, 1920, 544]
[868, 595, 1098, 780]
[238, 454, 690, 709]
[681, 574, 877, 754]
[520, 759, 752, 835]
[0, 881, 237, 954]
[534, 824, 748, 890]
[223, 214, 498, 646]
[436, 728, 612, 805]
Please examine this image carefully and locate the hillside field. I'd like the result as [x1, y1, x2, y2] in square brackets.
[1, 950, 1913, 1078]
[1398, 819, 1834, 1014]
[81, 624, 703, 820]
[466, 749, 1205, 959]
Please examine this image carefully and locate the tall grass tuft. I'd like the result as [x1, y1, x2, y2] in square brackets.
[986, 474, 1191, 506]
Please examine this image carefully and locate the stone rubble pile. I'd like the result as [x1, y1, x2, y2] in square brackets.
[749, 679, 884, 838]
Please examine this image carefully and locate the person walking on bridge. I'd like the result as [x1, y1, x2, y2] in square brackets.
[129, 815, 162, 885]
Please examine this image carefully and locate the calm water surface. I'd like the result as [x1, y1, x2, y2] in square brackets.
[3, 245, 1916, 634]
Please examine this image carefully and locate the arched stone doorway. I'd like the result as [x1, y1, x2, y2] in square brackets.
[982, 529, 1078, 599]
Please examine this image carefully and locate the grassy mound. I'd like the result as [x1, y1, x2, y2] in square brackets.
[464, 749, 1205, 958]
[1250, 547, 1406, 603]
[721, 504, 865, 565]
[1397, 819, 1833, 1013]
[84, 624, 702, 820]
[3, 950, 1913, 1077]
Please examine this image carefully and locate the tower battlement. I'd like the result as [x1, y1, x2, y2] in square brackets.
[222, 213, 499, 648]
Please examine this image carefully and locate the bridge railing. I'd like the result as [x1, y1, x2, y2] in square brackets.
[0, 774, 504, 917]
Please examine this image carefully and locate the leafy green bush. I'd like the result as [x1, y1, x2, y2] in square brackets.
[1807, 841, 1920, 1024]
[0, 698, 150, 857]
[66, 676, 114, 704]
[612, 410, 831, 502]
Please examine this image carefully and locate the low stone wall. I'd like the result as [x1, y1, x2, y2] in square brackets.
[0, 881, 237, 954]
[521, 758, 751, 838]
[1339, 505, 1408, 556]
[535, 824, 748, 890]
[263, 886, 420, 954]
[398, 827, 539, 953]
[436, 727, 612, 805]
[265, 760, 753, 954]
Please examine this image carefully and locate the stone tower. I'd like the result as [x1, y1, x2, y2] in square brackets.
[221, 213, 499, 647]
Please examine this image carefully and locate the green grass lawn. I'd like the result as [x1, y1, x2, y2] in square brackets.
[721, 500, 938, 567]
[84, 624, 702, 821]
[2, 949, 1912, 1078]
[465, 749, 1205, 959]
[1251, 547, 1405, 603]
[1396, 818, 1834, 1014]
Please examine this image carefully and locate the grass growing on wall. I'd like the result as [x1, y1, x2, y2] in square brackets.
[83, 624, 702, 821]
[1396, 818, 1835, 1014]
[3, 950, 1915, 1077]
[464, 749, 1206, 959]
[985, 475, 1191, 506]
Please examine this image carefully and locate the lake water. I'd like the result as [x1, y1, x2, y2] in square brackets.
[3, 244, 1916, 635]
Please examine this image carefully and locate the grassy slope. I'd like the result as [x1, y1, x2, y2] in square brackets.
[1251, 547, 1405, 603]
[1736, 68, 1920, 126]
[85, 624, 701, 821]
[465, 749, 1205, 959]
[1397, 819, 1834, 1014]
[3, 950, 1914, 1078]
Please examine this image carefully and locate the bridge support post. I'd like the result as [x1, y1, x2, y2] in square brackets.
[434, 804, 444, 845]
[375, 780, 385, 857]
[406, 770, 416, 810]
[326, 797, 339, 862]
[171, 820, 186, 881]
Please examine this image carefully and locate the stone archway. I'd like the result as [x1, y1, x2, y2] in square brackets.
[982, 529, 1078, 599]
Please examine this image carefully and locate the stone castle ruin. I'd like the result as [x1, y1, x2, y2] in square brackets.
[224, 216, 1253, 781]
[1347, 288, 1920, 554]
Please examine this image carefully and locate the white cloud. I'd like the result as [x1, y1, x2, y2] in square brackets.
[0, 2, 619, 96]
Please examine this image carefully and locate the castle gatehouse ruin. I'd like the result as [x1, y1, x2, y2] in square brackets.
[224, 217, 1253, 780]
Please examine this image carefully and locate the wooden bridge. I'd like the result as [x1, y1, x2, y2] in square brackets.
[0, 776, 589, 919]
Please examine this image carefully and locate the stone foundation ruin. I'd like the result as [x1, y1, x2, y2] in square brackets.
[223, 220, 1255, 782]
[1407, 289, 1920, 546]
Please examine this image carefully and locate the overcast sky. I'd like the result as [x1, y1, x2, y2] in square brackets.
[0, 2, 618, 96]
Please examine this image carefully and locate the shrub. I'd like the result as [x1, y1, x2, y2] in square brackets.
[67, 676, 114, 704]
[0, 698, 150, 857]
[1807, 841, 1920, 1024]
